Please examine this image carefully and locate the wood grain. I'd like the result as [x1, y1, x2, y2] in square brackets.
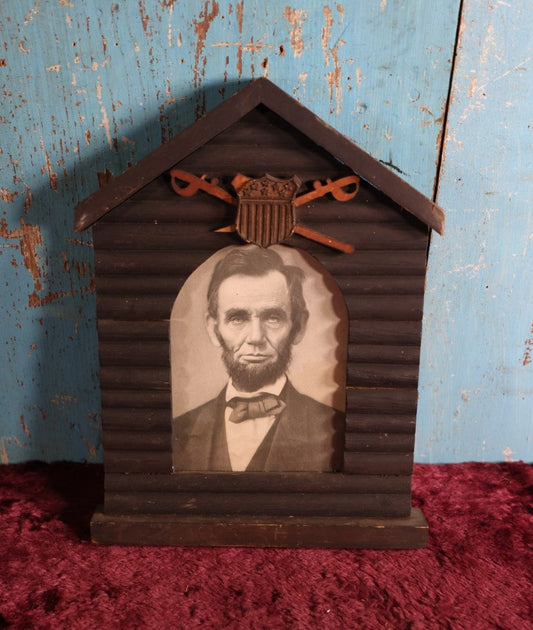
[83, 35, 440, 526]
[90, 509, 429, 548]
[105, 472, 412, 494]
[1, 0, 463, 472]
[104, 491, 411, 517]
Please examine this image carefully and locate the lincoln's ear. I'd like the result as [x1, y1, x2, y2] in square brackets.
[205, 314, 221, 347]
[291, 311, 309, 346]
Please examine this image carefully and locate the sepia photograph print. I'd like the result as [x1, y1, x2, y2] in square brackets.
[170, 244, 347, 473]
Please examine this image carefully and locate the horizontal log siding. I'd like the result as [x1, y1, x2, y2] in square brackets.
[98, 341, 419, 368]
[97, 319, 422, 345]
[103, 491, 411, 517]
[96, 274, 425, 296]
[102, 478, 414, 515]
[98, 189, 423, 225]
[105, 472, 412, 494]
[93, 107, 428, 515]
[93, 221, 427, 251]
[96, 293, 424, 321]
[103, 429, 414, 453]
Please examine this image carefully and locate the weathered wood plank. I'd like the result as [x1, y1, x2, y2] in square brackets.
[97, 319, 421, 346]
[95, 274, 425, 297]
[100, 390, 171, 409]
[346, 364, 419, 388]
[344, 295, 423, 321]
[1, 0, 460, 466]
[416, 0, 533, 463]
[103, 449, 413, 477]
[94, 222, 238, 250]
[100, 367, 418, 393]
[96, 275, 187, 296]
[96, 293, 423, 321]
[90, 509, 429, 548]
[345, 414, 416, 434]
[100, 367, 170, 390]
[101, 411, 417, 437]
[346, 388, 418, 415]
[102, 197, 233, 223]
[200, 108, 342, 147]
[104, 491, 411, 517]
[93, 221, 428, 251]
[104, 450, 172, 473]
[102, 411, 417, 436]
[307, 247, 428, 276]
[97, 294, 174, 321]
[103, 429, 414, 454]
[102, 408, 171, 431]
[347, 344, 420, 364]
[105, 472, 412, 494]
[343, 452, 413, 475]
[101, 391, 420, 422]
[94, 250, 216, 275]
[103, 431, 171, 451]
[99, 340, 420, 367]
[101, 184, 416, 225]
[344, 433, 415, 453]
[98, 320, 169, 340]
[349, 321, 422, 346]
[100, 361, 416, 391]
[339, 276, 425, 296]
[94, 250, 427, 276]
[99, 340, 169, 367]
[176, 142, 347, 175]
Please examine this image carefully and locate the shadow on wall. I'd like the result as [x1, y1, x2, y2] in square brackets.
[2, 81, 248, 464]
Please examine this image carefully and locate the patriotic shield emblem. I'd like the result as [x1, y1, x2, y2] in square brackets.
[235, 175, 300, 248]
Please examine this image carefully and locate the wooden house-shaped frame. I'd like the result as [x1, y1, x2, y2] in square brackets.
[76, 79, 444, 548]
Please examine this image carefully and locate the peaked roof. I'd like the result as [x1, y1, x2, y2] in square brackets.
[74, 77, 445, 234]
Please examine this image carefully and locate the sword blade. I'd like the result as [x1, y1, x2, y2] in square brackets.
[294, 175, 360, 206]
[170, 169, 237, 205]
[293, 225, 354, 254]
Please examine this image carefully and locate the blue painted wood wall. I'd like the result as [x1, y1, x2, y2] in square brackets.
[1, 0, 531, 464]
[417, 0, 533, 463]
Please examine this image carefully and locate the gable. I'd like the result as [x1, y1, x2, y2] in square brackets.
[74, 79, 444, 234]
[177, 105, 352, 180]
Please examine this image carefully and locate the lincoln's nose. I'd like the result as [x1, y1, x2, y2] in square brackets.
[246, 316, 266, 345]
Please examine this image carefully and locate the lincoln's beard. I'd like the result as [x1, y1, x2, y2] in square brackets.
[217, 333, 294, 393]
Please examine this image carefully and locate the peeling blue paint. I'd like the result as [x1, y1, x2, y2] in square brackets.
[8, 1, 528, 464]
[417, 0, 533, 462]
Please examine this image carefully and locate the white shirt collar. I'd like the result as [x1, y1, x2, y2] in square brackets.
[225, 375, 287, 402]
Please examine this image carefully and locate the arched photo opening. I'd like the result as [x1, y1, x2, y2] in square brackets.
[170, 244, 348, 473]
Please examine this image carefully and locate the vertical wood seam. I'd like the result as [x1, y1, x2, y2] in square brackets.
[433, 0, 466, 205]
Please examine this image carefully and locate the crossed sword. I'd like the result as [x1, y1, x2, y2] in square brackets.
[170, 169, 360, 254]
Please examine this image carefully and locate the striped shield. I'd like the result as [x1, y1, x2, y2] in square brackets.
[235, 175, 300, 247]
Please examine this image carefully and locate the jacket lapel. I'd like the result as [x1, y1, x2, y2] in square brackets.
[263, 382, 310, 470]
[182, 389, 229, 470]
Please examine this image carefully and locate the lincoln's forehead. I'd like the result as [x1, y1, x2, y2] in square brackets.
[217, 270, 290, 310]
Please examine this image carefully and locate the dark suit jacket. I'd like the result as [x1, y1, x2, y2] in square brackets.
[172, 381, 344, 472]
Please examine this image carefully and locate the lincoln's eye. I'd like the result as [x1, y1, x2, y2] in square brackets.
[263, 310, 287, 327]
[226, 310, 249, 325]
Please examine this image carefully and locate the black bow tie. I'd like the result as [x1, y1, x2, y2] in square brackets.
[227, 394, 286, 423]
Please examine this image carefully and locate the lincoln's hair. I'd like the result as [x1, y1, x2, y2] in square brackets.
[207, 246, 309, 338]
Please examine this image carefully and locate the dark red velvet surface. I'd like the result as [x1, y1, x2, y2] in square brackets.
[1, 462, 532, 629]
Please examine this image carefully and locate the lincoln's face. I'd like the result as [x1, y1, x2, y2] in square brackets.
[206, 270, 305, 392]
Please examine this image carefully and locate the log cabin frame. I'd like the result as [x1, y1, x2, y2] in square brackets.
[76, 78, 444, 548]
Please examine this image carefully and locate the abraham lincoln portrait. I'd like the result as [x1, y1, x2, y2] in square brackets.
[170, 245, 346, 473]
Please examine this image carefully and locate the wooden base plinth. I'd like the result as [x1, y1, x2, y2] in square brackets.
[91, 508, 428, 549]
